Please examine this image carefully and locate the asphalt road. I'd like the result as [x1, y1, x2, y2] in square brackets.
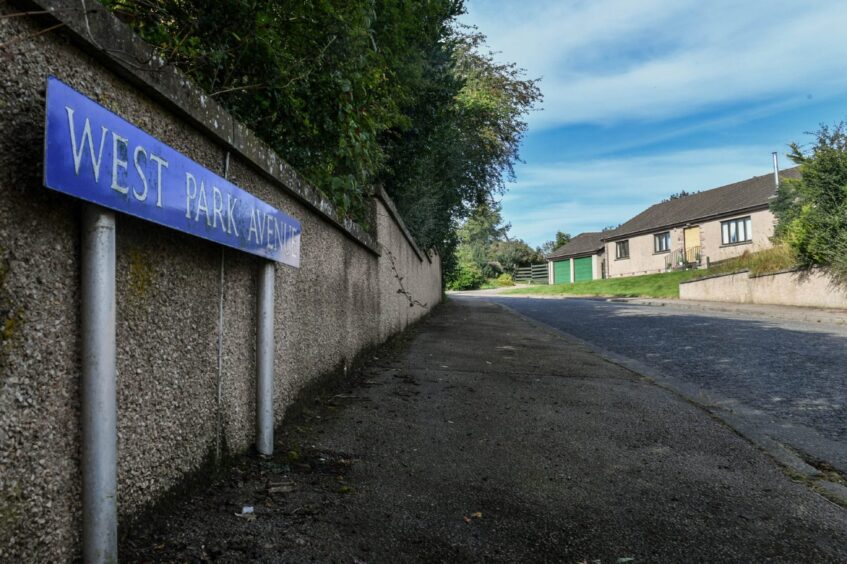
[478, 295, 847, 473]
[123, 299, 847, 562]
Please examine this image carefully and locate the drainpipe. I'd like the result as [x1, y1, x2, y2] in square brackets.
[256, 261, 275, 455]
[80, 205, 118, 563]
[772, 151, 780, 190]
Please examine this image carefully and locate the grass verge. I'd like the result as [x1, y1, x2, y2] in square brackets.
[693, 244, 798, 278]
[502, 270, 702, 298]
[501, 245, 800, 299]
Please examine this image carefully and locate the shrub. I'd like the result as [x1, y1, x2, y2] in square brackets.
[493, 273, 515, 287]
[482, 261, 504, 279]
[773, 123, 847, 282]
[447, 263, 486, 291]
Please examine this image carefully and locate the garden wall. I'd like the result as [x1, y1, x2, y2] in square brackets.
[0, 2, 441, 561]
[679, 269, 847, 309]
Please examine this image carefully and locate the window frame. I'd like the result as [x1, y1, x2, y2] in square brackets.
[653, 231, 671, 254]
[615, 240, 630, 260]
[721, 216, 753, 246]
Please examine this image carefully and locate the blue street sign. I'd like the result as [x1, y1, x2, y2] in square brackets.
[44, 77, 301, 266]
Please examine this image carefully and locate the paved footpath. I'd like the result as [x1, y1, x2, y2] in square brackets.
[123, 299, 847, 563]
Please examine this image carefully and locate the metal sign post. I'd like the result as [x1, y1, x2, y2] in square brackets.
[256, 261, 275, 455]
[80, 205, 117, 563]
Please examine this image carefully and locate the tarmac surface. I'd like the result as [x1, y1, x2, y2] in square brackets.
[123, 298, 847, 562]
[478, 294, 847, 480]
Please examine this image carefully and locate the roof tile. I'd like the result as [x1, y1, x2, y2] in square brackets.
[605, 167, 800, 240]
[548, 232, 605, 259]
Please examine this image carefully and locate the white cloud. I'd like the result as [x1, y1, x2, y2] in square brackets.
[463, 0, 847, 129]
[501, 145, 780, 246]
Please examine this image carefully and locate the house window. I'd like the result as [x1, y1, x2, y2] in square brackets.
[615, 240, 630, 259]
[654, 231, 670, 253]
[721, 216, 753, 245]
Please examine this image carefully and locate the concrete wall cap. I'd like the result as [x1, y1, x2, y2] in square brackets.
[679, 269, 750, 284]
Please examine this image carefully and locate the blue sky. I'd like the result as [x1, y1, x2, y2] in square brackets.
[461, 0, 847, 248]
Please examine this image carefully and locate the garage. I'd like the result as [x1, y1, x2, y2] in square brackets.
[545, 232, 605, 286]
[553, 259, 570, 284]
[573, 256, 593, 282]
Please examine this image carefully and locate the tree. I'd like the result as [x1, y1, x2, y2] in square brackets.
[488, 239, 542, 275]
[538, 231, 571, 256]
[380, 30, 542, 278]
[453, 201, 508, 276]
[773, 122, 847, 281]
[104, 1, 541, 282]
[447, 201, 542, 288]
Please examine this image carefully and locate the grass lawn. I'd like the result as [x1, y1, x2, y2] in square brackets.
[497, 246, 799, 299]
[501, 270, 703, 299]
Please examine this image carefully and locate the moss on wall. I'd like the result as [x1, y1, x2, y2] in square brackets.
[128, 247, 155, 298]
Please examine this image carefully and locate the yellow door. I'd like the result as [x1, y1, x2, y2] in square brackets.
[684, 227, 700, 263]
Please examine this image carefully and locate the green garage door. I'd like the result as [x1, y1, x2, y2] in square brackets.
[573, 257, 593, 283]
[553, 260, 570, 284]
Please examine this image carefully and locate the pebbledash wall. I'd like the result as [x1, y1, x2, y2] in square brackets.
[679, 268, 847, 309]
[0, 2, 441, 561]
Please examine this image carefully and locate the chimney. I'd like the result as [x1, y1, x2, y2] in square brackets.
[772, 151, 780, 190]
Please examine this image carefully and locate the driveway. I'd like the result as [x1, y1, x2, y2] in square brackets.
[473, 295, 847, 476]
[123, 299, 847, 562]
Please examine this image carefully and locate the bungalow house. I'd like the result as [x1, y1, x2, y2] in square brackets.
[546, 232, 605, 284]
[603, 168, 800, 278]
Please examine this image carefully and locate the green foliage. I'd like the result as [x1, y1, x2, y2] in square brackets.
[493, 273, 515, 287]
[455, 201, 509, 267]
[446, 261, 485, 291]
[773, 123, 847, 281]
[694, 244, 798, 278]
[449, 201, 540, 286]
[503, 270, 701, 299]
[105, 0, 406, 221]
[488, 239, 542, 275]
[379, 31, 542, 276]
[538, 231, 571, 256]
[104, 1, 540, 279]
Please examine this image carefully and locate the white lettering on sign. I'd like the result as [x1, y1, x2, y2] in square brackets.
[48, 78, 301, 265]
[247, 208, 286, 250]
[66, 105, 170, 207]
[212, 186, 224, 230]
[184, 172, 245, 237]
[227, 195, 239, 236]
[185, 172, 197, 218]
[149, 154, 168, 207]
[66, 107, 107, 182]
[110, 132, 129, 195]
[194, 179, 210, 225]
[132, 146, 148, 201]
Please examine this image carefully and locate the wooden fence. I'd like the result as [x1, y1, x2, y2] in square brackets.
[514, 263, 549, 284]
